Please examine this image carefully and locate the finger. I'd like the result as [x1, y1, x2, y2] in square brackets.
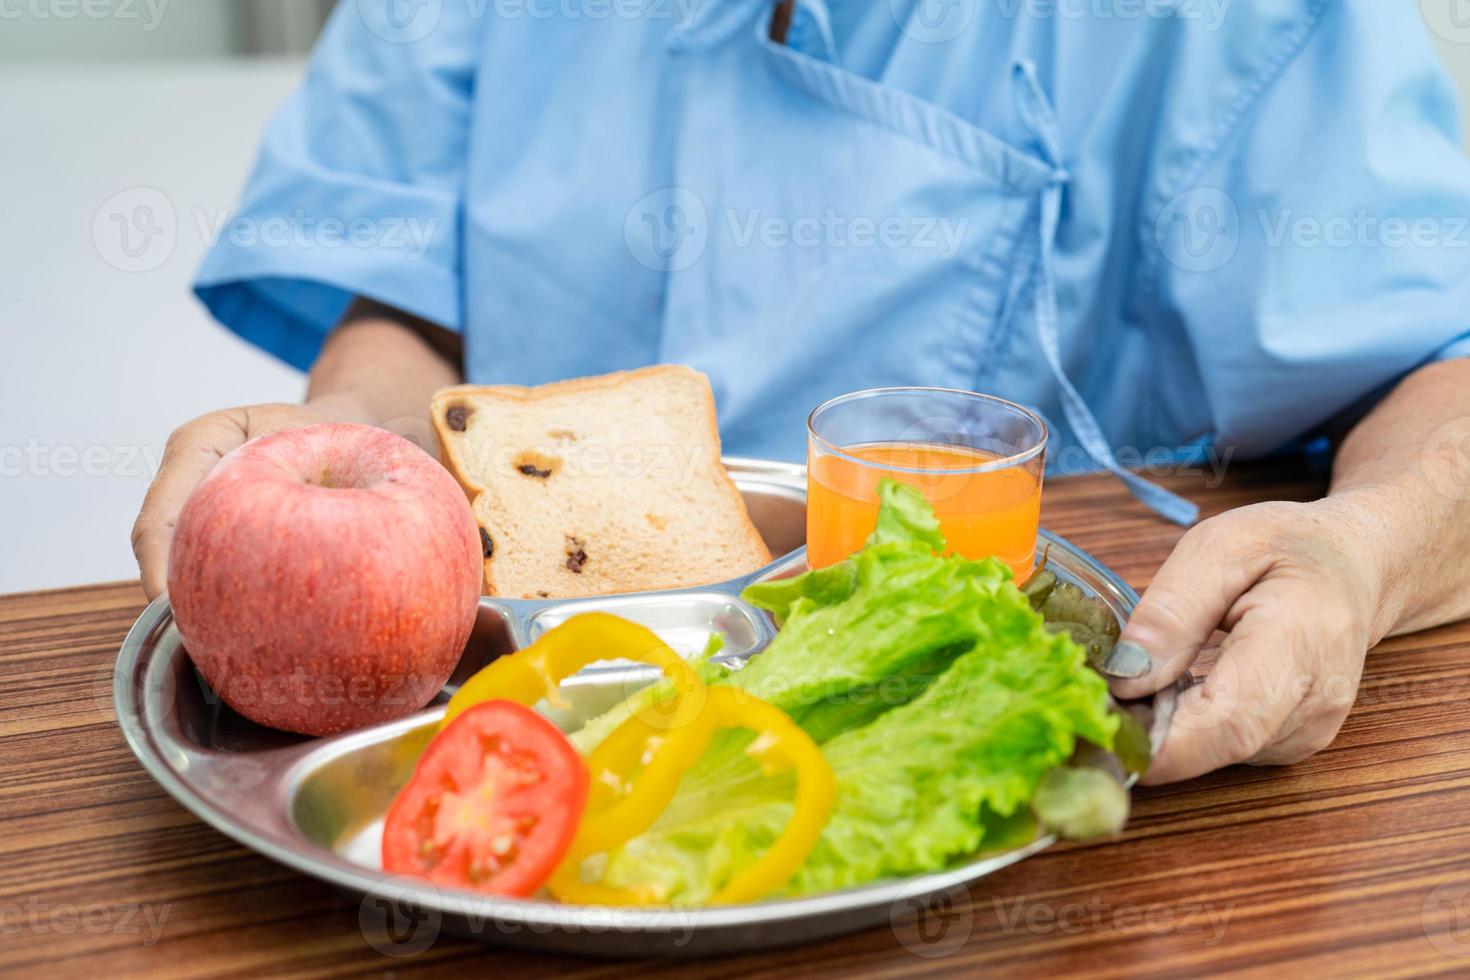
[1110, 514, 1276, 700]
[1141, 602, 1306, 784]
[131, 411, 249, 598]
[1245, 706, 1344, 767]
[1245, 627, 1359, 767]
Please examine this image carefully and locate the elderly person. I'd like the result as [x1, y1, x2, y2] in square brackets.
[134, 0, 1470, 782]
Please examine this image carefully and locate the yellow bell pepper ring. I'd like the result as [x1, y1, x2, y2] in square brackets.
[441, 612, 703, 729]
[706, 686, 836, 905]
[575, 699, 718, 854]
[548, 684, 837, 906]
[542, 699, 719, 907]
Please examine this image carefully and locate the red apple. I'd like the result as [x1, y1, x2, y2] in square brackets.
[167, 423, 483, 736]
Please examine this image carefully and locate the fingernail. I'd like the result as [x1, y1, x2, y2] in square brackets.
[1103, 640, 1153, 680]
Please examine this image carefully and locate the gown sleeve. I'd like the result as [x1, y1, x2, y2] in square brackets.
[193, 2, 479, 370]
[1154, 0, 1470, 456]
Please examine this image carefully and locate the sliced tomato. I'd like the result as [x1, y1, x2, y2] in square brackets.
[382, 700, 588, 896]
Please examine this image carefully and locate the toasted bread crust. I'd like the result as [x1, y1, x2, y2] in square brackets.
[431, 365, 771, 597]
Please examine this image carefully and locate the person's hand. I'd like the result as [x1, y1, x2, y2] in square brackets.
[131, 397, 376, 599]
[1108, 492, 1401, 783]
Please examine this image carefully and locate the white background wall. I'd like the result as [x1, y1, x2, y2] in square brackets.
[3, 4, 1470, 595]
[2, 60, 306, 594]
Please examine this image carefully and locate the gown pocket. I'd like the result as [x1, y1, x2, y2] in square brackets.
[657, 15, 1059, 455]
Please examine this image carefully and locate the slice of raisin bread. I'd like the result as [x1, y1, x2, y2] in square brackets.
[431, 366, 772, 598]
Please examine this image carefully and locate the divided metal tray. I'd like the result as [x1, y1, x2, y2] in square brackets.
[114, 458, 1174, 958]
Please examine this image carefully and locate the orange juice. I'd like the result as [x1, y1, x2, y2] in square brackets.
[806, 442, 1042, 578]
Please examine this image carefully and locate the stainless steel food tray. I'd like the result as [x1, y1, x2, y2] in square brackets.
[114, 457, 1175, 958]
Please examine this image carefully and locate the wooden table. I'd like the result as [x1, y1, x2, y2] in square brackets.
[5, 465, 1470, 978]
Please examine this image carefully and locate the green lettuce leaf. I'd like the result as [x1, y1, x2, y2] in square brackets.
[568, 478, 1119, 904]
[1031, 766, 1129, 840]
[865, 479, 945, 551]
[733, 547, 1012, 743]
[1023, 568, 1124, 671]
[595, 585, 1115, 902]
[740, 560, 858, 628]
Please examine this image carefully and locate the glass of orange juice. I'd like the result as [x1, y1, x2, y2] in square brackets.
[806, 387, 1048, 579]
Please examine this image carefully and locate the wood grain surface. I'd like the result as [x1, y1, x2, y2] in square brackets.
[4, 464, 1470, 978]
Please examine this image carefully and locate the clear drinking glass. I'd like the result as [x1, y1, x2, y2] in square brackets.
[806, 387, 1049, 579]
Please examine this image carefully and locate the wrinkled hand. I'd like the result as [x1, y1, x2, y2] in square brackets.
[131, 399, 375, 599]
[1111, 495, 1395, 783]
